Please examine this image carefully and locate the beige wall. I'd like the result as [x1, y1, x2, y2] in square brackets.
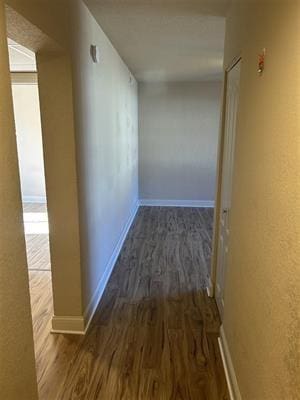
[69, 0, 138, 314]
[5, 0, 68, 49]
[139, 81, 222, 202]
[214, 1, 300, 398]
[5, 0, 139, 332]
[37, 52, 83, 321]
[5, 1, 84, 329]
[0, 1, 38, 398]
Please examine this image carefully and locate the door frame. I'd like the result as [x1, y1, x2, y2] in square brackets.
[209, 55, 242, 299]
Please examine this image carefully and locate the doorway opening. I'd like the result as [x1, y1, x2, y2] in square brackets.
[8, 38, 54, 351]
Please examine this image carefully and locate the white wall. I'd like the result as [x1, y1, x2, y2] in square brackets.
[139, 81, 222, 203]
[70, 0, 139, 312]
[12, 81, 46, 203]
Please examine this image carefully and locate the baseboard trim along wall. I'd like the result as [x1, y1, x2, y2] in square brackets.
[139, 199, 215, 208]
[206, 276, 214, 298]
[218, 325, 242, 400]
[51, 200, 139, 335]
[23, 195, 47, 203]
[51, 199, 215, 335]
[82, 200, 140, 334]
[51, 315, 86, 335]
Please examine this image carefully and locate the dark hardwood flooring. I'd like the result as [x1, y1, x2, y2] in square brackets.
[28, 206, 229, 400]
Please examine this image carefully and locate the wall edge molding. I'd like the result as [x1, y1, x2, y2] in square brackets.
[218, 325, 242, 400]
[51, 315, 85, 335]
[51, 201, 139, 335]
[83, 200, 140, 334]
[139, 199, 215, 208]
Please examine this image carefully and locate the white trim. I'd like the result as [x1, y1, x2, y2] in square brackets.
[50, 199, 217, 335]
[218, 325, 242, 400]
[22, 195, 47, 204]
[206, 276, 214, 297]
[50, 201, 139, 335]
[139, 199, 215, 208]
[51, 316, 85, 335]
[83, 200, 140, 334]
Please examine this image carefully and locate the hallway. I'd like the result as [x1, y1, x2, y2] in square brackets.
[29, 207, 228, 399]
[1, 1, 300, 398]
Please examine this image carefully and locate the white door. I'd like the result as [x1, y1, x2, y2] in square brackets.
[216, 60, 241, 319]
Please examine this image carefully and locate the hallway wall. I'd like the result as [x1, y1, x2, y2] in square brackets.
[0, 1, 38, 398]
[70, 0, 139, 315]
[139, 81, 222, 204]
[5, 0, 138, 329]
[6, 0, 84, 326]
[215, 1, 300, 398]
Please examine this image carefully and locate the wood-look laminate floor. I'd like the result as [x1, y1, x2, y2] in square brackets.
[28, 207, 229, 400]
[23, 203, 50, 271]
[23, 203, 48, 213]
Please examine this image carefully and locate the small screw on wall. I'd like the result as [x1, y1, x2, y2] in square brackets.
[258, 48, 266, 75]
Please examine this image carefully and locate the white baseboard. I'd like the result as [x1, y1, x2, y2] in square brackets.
[50, 198, 215, 335]
[82, 200, 140, 334]
[51, 201, 139, 335]
[139, 199, 215, 208]
[218, 325, 242, 400]
[22, 195, 47, 204]
[51, 315, 85, 335]
[206, 276, 214, 298]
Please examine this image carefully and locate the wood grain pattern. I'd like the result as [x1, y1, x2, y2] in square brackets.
[29, 207, 229, 399]
[26, 234, 51, 271]
[23, 203, 50, 271]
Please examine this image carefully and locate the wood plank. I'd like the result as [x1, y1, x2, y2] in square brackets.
[28, 207, 229, 399]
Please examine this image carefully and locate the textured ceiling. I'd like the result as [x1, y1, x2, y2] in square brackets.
[84, 0, 228, 82]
